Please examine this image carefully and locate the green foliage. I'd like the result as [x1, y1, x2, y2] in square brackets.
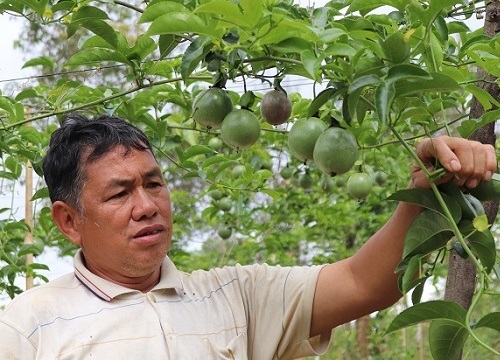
[1, 0, 499, 358]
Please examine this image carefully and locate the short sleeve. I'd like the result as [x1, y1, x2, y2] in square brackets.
[232, 263, 332, 359]
[0, 320, 37, 360]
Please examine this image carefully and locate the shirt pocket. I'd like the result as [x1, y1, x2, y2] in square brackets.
[207, 333, 248, 360]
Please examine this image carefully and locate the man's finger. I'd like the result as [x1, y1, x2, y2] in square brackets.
[416, 136, 462, 173]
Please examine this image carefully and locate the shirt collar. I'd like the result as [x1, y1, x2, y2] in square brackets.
[73, 250, 183, 302]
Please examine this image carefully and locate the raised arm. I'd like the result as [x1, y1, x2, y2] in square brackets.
[310, 136, 497, 336]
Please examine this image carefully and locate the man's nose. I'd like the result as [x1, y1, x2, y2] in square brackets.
[132, 187, 158, 221]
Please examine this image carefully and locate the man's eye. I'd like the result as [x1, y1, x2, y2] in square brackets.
[147, 182, 163, 189]
[110, 191, 127, 199]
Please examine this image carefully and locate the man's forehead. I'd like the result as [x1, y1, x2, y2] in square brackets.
[83, 144, 151, 163]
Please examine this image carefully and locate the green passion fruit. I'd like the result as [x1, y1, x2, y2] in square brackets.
[374, 171, 388, 186]
[322, 177, 336, 193]
[313, 127, 359, 176]
[299, 172, 313, 189]
[260, 89, 293, 126]
[221, 109, 261, 150]
[192, 87, 233, 130]
[288, 117, 328, 163]
[208, 137, 223, 150]
[217, 197, 233, 212]
[347, 172, 373, 199]
[232, 164, 246, 177]
[209, 189, 224, 200]
[218, 225, 232, 239]
[280, 166, 294, 179]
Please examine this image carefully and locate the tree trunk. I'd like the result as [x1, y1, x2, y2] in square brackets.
[444, 3, 500, 359]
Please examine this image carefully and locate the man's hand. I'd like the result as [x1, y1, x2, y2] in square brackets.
[411, 135, 497, 189]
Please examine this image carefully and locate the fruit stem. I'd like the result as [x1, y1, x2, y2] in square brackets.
[273, 76, 287, 94]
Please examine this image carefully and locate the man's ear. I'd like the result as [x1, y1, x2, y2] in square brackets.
[51, 201, 83, 246]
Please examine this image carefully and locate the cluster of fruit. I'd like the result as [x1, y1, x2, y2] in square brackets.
[192, 87, 260, 150]
[193, 87, 377, 199]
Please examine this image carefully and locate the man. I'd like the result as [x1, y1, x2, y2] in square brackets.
[0, 113, 496, 359]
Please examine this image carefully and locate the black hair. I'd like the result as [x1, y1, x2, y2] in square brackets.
[42, 113, 153, 210]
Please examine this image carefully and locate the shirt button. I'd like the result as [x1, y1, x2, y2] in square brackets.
[147, 293, 157, 303]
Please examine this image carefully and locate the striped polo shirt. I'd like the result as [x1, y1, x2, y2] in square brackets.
[0, 250, 330, 359]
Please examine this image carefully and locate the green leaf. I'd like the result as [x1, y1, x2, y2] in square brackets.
[181, 160, 199, 171]
[403, 210, 454, 259]
[181, 145, 215, 162]
[17, 0, 49, 15]
[29, 263, 50, 270]
[386, 64, 433, 83]
[195, 0, 249, 28]
[71, 5, 109, 22]
[474, 312, 500, 332]
[348, 0, 407, 13]
[395, 73, 460, 97]
[65, 49, 131, 67]
[322, 43, 357, 58]
[182, 171, 202, 180]
[316, 28, 346, 43]
[457, 109, 500, 138]
[22, 56, 55, 70]
[274, 37, 314, 54]
[307, 87, 344, 117]
[18, 126, 43, 146]
[411, 277, 428, 305]
[15, 88, 40, 102]
[139, 2, 190, 23]
[158, 34, 178, 59]
[147, 13, 218, 38]
[31, 187, 49, 201]
[348, 74, 380, 94]
[386, 300, 467, 334]
[464, 84, 500, 111]
[301, 49, 320, 81]
[181, 35, 213, 80]
[201, 154, 229, 169]
[424, 32, 444, 73]
[0, 96, 18, 122]
[18, 244, 41, 257]
[400, 255, 421, 293]
[127, 34, 156, 62]
[258, 19, 314, 46]
[429, 319, 468, 360]
[260, 188, 280, 200]
[459, 219, 496, 273]
[448, 21, 470, 34]
[375, 81, 395, 125]
[238, 0, 264, 28]
[80, 20, 118, 48]
[433, 15, 449, 42]
[428, 0, 468, 21]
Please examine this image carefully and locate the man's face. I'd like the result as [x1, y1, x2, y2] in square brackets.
[74, 146, 172, 283]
